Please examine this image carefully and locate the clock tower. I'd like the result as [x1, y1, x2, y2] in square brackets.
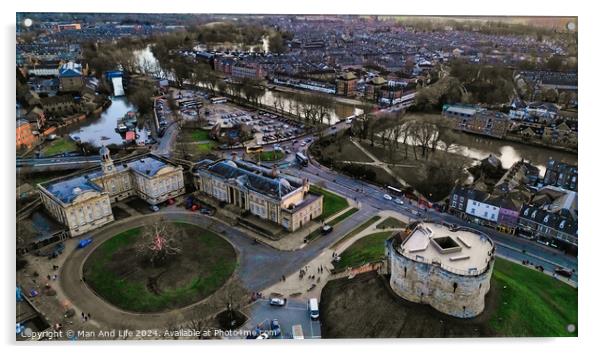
[99, 145, 115, 175]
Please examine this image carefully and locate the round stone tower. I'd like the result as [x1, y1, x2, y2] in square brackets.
[386, 222, 495, 318]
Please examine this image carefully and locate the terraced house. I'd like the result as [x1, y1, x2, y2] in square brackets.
[194, 158, 323, 232]
[442, 104, 510, 138]
[38, 148, 185, 236]
[518, 185, 578, 251]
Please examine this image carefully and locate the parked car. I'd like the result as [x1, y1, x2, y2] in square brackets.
[308, 298, 320, 320]
[383, 194, 393, 201]
[149, 205, 160, 212]
[394, 198, 404, 205]
[269, 297, 287, 306]
[200, 208, 214, 215]
[256, 332, 269, 340]
[271, 319, 282, 337]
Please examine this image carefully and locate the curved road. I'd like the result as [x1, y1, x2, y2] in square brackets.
[59, 208, 373, 329]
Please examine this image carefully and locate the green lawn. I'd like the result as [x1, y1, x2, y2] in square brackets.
[310, 186, 349, 220]
[183, 129, 211, 141]
[330, 208, 359, 226]
[259, 150, 285, 161]
[193, 141, 217, 155]
[334, 231, 393, 270]
[329, 230, 579, 337]
[376, 217, 406, 230]
[42, 138, 78, 156]
[83, 223, 236, 313]
[488, 258, 578, 337]
[332, 215, 382, 249]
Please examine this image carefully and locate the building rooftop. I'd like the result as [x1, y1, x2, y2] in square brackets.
[59, 61, 82, 77]
[197, 159, 303, 200]
[40, 154, 178, 204]
[397, 222, 494, 275]
[41, 175, 103, 204]
[127, 155, 171, 176]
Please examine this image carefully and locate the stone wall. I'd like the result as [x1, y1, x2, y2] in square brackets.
[387, 242, 494, 318]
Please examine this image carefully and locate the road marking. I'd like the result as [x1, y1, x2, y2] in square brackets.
[285, 304, 308, 311]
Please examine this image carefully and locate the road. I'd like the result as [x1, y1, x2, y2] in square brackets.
[287, 156, 578, 282]
[209, 113, 578, 282]
[57, 206, 377, 330]
[16, 155, 102, 172]
[239, 298, 321, 339]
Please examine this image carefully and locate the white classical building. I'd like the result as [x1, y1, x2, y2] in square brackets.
[193, 158, 323, 232]
[38, 148, 185, 236]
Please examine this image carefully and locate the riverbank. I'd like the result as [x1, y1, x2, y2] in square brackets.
[265, 82, 365, 107]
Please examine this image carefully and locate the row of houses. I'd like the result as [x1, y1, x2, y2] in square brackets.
[448, 159, 578, 251]
[442, 104, 511, 139]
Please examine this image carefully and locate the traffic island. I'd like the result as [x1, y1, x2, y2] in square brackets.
[83, 221, 237, 313]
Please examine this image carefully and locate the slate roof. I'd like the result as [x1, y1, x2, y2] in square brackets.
[127, 156, 170, 177]
[41, 175, 103, 204]
[199, 159, 301, 200]
[59, 61, 82, 77]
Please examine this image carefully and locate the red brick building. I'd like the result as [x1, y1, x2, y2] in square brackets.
[16, 119, 36, 150]
[336, 72, 357, 97]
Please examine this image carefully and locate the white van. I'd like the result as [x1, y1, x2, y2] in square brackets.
[308, 298, 319, 320]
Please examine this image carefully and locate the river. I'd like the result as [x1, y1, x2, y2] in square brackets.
[134, 45, 362, 124]
[128, 47, 577, 172]
[66, 96, 135, 147]
[448, 134, 577, 176]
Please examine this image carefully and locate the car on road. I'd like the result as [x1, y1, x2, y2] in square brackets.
[554, 267, 573, 278]
[330, 126, 337, 130]
[271, 319, 282, 337]
[383, 194, 393, 201]
[149, 205, 160, 212]
[285, 149, 291, 154]
[269, 297, 287, 306]
[394, 198, 404, 205]
[321, 225, 333, 234]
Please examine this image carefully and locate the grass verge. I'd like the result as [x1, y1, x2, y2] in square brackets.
[310, 185, 349, 220]
[334, 231, 393, 270]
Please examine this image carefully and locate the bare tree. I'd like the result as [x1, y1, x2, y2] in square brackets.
[137, 220, 182, 267]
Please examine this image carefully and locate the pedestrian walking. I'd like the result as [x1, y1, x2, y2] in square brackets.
[87, 313, 91, 319]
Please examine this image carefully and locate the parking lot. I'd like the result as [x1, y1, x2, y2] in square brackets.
[205, 103, 308, 147]
[238, 298, 322, 340]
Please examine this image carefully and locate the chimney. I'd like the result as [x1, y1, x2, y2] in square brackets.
[231, 152, 237, 161]
[270, 165, 279, 178]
